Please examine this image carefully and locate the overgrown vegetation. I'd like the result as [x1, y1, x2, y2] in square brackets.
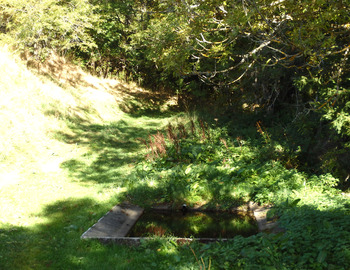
[122, 115, 349, 269]
[129, 117, 342, 206]
[1, 0, 349, 184]
[1, 0, 350, 269]
[1, 42, 350, 269]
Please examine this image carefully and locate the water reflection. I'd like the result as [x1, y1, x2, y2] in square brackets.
[127, 210, 258, 238]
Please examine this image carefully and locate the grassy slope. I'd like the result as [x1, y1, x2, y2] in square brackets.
[0, 47, 193, 269]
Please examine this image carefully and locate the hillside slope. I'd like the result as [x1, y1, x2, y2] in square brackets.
[0, 47, 119, 186]
[0, 46, 182, 269]
[0, 47, 177, 188]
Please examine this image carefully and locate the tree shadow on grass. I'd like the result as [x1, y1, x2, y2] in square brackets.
[0, 198, 196, 270]
[55, 116, 169, 185]
[0, 198, 103, 269]
[115, 84, 180, 118]
[1, 189, 348, 269]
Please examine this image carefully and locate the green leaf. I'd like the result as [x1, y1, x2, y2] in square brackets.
[317, 250, 327, 263]
[290, 198, 301, 207]
[266, 208, 277, 220]
[185, 165, 192, 175]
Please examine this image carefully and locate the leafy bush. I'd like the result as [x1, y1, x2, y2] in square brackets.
[195, 191, 350, 269]
[126, 117, 347, 210]
[127, 116, 349, 268]
[1, 0, 98, 58]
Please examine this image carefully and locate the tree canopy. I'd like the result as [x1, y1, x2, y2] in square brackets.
[1, 0, 349, 182]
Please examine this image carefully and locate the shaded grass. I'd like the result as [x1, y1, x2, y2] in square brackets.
[0, 198, 198, 270]
[58, 117, 164, 185]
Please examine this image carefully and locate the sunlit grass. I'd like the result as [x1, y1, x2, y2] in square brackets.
[0, 45, 187, 269]
[0, 46, 123, 229]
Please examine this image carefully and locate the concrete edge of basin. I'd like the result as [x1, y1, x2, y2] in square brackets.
[96, 237, 234, 246]
[249, 202, 284, 233]
[81, 202, 283, 245]
[81, 203, 143, 239]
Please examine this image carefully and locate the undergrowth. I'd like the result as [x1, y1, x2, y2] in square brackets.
[126, 118, 344, 208]
[124, 116, 350, 269]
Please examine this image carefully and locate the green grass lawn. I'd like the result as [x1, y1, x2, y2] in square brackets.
[0, 46, 199, 269]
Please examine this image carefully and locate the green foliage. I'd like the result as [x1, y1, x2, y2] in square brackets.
[195, 187, 350, 270]
[293, 74, 350, 184]
[1, 1, 350, 268]
[126, 114, 349, 269]
[2, 0, 349, 116]
[1, 0, 99, 58]
[126, 116, 346, 208]
[199, 205, 350, 269]
[120, 0, 350, 99]
[1, 46, 350, 269]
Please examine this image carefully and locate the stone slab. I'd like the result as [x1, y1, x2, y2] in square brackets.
[249, 202, 284, 233]
[81, 204, 143, 239]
